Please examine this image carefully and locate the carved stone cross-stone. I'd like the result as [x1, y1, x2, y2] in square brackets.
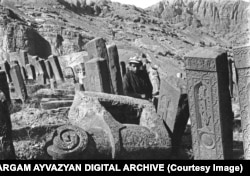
[233, 45, 250, 159]
[85, 58, 111, 93]
[185, 48, 233, 160]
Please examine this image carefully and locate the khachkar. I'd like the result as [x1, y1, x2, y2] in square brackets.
[185, 48, 233, 160]
[0, 71, 16, 159]
[233, 45, 250, 159]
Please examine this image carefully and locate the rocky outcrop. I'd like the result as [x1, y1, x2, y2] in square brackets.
[147, 0, 250, 46]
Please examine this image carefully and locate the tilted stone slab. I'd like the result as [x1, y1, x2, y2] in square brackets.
[45, 60, 54, 79]
[48, 55, 64, 83]
[107, 44, 123, 95]
[157, 79, 189, 151]
[233, 45, 250, 159]
[46, 91, 171, 160]
[85, 58, 111, 93]
[19, 50, 29, 67]
[185, 48, 233, 160]
[10, 64, 28, 101]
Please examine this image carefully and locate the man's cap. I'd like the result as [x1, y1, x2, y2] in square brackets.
[128, 56, 142, 64]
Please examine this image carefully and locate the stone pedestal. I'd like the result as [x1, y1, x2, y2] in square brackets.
[185, 48, 233, 160]
[233, 45, 250, 159]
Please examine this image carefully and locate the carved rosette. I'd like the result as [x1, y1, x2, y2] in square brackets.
[233, 46, 250, 160]
[47, 125, 88, 159]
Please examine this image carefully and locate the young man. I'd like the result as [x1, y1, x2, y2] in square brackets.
[123, 56, 153, 100]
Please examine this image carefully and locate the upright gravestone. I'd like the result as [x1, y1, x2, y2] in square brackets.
[107, 44, 123, 95]
[157, 79, 189, 151]
[85, 58, 111, 93]
[85, 37, 109, 61]
[48, 55, 64, 83]
[185, 48, 233, 160]
[233, 45, 250, 159]
[86, 38, 113, 93]
[10, 64, 28, 101]
[19, 50, 29, 67]
[38, 59, 49, 84]
[45, 60, 54, 79]
[0, 71, 16, 160]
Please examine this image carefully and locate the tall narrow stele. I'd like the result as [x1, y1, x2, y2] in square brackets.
[233, 45, 250, 159]
[185, 48, 233, 160]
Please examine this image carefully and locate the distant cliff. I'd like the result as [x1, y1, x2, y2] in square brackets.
[147, 0, 250, 46]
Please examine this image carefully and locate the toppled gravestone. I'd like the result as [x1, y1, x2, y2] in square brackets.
[0, 71, 16, 160]
[46, 91, 172, 160]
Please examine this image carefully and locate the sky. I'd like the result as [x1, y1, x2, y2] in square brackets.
[111, 0, 162, 9]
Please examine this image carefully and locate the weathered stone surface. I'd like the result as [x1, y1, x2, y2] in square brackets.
[0, 71, 16, 160]
[86, 37, 109, 61]
[64, 67, 75, 83]
[85, 58, 111, 93]
[10, 64, 28, 101]
[40, 100, 73, 110]
[19, 50, 29, 67]
[45, 60, 54, 79]
[157, 79, 189, 153]
[158, 79, 181, 133]
[233, 45, 250, 160]
[35, 59, 49, 84]
[46, 91, 171, 160]
[48, 55, 64, 83]
[107, 44, 123, 95]
[185, 48, 233, 160]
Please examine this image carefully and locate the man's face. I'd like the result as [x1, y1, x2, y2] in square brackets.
[129, 63, 140, 73]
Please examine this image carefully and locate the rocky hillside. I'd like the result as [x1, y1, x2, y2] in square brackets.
[147, 0, 250, 47]
[0, 0, 249, 82]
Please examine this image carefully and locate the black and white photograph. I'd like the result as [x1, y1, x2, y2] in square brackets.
[0, 0, 250, 173]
